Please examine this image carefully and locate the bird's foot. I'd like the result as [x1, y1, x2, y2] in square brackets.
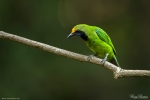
[101, 53, 109, 66]
[101, 59, 106, 66]
[87, 55, 94, 61]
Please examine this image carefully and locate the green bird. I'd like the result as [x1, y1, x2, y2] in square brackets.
[67, 24, 120, 67]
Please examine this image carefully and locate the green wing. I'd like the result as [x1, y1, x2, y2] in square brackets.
[95, 27, 117, 55]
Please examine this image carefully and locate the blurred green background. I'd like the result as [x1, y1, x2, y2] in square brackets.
[0, 0, 150, 100]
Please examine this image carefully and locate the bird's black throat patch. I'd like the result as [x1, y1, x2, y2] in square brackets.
[74, 30, 88, 41]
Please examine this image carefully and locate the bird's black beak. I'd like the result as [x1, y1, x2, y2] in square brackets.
[67, 30, 88, 41]
[67, 33, 76, 38]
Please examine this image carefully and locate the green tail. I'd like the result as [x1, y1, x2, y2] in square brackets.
[110, 56, 120, 67]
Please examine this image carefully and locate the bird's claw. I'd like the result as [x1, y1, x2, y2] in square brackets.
[87, 55, 94, 61]
[101, 53, 109, 66]
[101, 59, 106, 66]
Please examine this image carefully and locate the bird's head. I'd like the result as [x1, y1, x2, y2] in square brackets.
[67, 24, 88, 41]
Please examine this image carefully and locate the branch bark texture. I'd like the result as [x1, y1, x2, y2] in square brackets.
[0, 31, 150, 79]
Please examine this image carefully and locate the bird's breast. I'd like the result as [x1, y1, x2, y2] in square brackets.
[85, 39, 113, 58]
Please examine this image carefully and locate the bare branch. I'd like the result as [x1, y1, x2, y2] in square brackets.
[0, 31, 150, 79]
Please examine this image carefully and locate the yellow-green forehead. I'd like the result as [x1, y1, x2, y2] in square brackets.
[71, 24, 88, 33]
[71, 27, 76, 33]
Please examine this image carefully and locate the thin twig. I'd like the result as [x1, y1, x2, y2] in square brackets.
[0, 31, 150, 79]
